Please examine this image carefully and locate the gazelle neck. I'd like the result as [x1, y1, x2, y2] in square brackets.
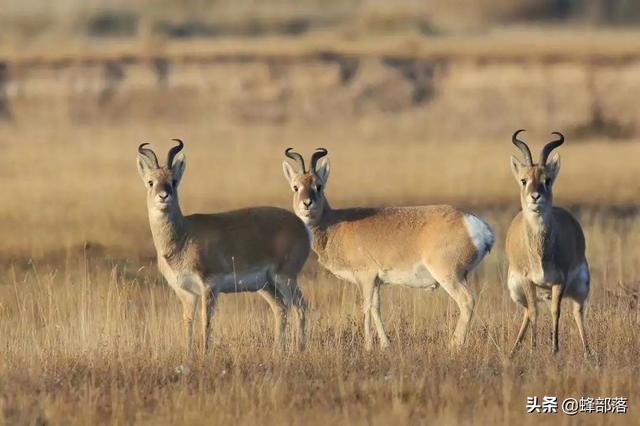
[306, 199, 334, 253]
[148, 204, 188, 261]
[522, 206, 555, 259]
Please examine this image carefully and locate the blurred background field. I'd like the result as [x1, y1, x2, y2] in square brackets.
[1, 1, 640, 425]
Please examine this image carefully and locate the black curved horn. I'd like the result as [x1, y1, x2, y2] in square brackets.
[539, 132, 564, 165]
[511, 129, 533, 166]
[310, 148, 328, 172]
[167, 139, 184, 169]
[138, 143, 160, 168]
[285, 148, 306, 173]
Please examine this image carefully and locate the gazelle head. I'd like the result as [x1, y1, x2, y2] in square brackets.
[510, 130, 564, 215]
[282, 148, 330, 225]
[136, 139, 186, 213]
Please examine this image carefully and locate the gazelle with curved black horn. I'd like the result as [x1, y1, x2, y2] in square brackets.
[282, 148, 495, 350]
[137, 140, 310, 356]
[506, 130, 590, 356]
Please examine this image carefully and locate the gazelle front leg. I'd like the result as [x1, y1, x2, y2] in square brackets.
[175, 288, 197, 357]
[523, 281, 538, 350]
[508, 271, 531, 356]
[201, 284, 218, 354]
[358, 275, 377, 351]
[550, 283, 564, 354]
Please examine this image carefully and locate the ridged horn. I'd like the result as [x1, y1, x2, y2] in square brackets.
[511, 129, 533, 166]
[539, 132, 564, 165]
[310, 148, 328, 172]
[138, 143, 160, 168]
[167, 139, 184, 169]
[285, 148, 306, 173]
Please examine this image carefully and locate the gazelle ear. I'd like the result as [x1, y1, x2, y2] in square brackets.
[137, 157, 151, 182]
[282, 161, 298, 186]
[315, 158, 330, 184]
[510, 155, 523, 181]
[545, 153, 560, 182]
[171, 152, 186, 185]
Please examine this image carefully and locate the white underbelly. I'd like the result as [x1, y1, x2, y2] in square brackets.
[162, 266, 271, 294]
[378, 263, 438, 288]
[508, 262, 589, 305]
[330, 268, 354, 283]
[216, 268, 271, 293]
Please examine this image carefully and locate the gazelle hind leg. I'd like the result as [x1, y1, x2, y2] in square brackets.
[272, 273, 308, 351]
[570, 298, 590, 356]
[371, 284, 390, 349]
[510, 309, 530, 357]
[435, 273, 475, 349]
[565, 262, 590, 357]
[258, 283, 288, 352]
[290, 284, 307, 351]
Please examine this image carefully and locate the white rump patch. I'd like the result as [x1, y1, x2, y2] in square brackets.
[463, 214, 495, 269]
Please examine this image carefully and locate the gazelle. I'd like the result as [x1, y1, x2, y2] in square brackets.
[282, 148, 495, 350]
[506, 130, 590, 356]
[137, 140, 310, 355]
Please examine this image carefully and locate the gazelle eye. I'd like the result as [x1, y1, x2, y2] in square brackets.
[172, 180, 178, 187]
[147, 181, 153, 187]
[520, 179, 526, 186]
[316, 185, 322, 191]
[293, 185, 299, 192]
[545, 178, 552, 186]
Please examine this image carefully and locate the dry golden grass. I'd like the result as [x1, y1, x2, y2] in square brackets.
[1, 207, 639, 425]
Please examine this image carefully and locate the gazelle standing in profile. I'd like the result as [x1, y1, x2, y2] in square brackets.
[506, 130, 590, 356]
[281, 148, 495, 350]
[137, 140, 310, 356]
